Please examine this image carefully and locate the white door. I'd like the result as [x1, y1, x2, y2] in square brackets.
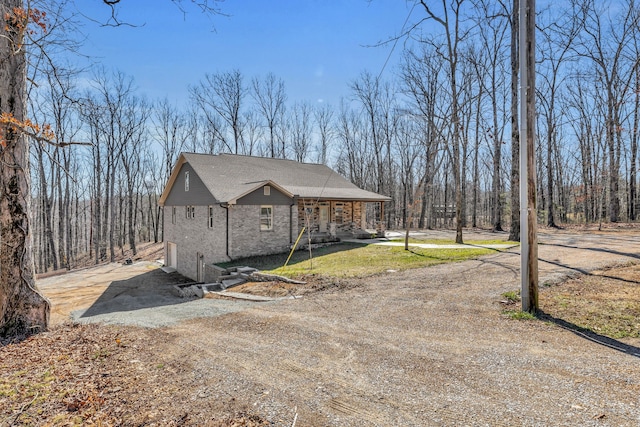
[167, 242, 177, 269]
[319, 206, 329, 233]
[196, 252, 204, 282]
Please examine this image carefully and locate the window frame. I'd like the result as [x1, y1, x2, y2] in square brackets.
[334, 206, 344, 224]
[184, 171, 190, 192]
[208, 206, 214, 228]
[260, 205, 273, 231]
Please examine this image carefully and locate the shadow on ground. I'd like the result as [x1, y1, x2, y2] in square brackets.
[80, 269, 194, 319]
[538, 311, 640, 359]
[542, 242, 640, 262]
[218, 242, 368, 270]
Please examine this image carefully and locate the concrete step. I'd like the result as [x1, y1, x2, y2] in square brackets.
[221, 277, 246, 290]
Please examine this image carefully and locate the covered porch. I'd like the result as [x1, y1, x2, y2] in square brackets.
[296, 199, 386, 242]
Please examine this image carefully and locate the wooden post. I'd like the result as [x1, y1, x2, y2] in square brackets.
[519, 0, 538, 312]
[379, 202, 385, 236]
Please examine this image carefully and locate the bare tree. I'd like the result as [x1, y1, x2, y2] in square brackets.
[350, 72, 398, 227]
[1, 0, 223, 341]
[289, 101, 313, 162]
[395, 117, 421, 229]
[153, 98, 188, 179]
[335, 100, 374, 190]
[495, 0, 521, 241]
[99, 0, 224, 27]
[417, 0, 469, 243]
[251, 72, 287, 158]
[190, 69, 246, 154]
[630, 51, 640, 220]
[351, 71, 386, 195]
[577, 0, 640, 222]
[473, 0, 509, 231]
[314, 103, 334, 165]
[400, 47, 444, 229]
[537, 0, 584, 227]
[82, 69, 146, 262]
[120, 97, 150, 256]
[0, 0, 50, 339]
[45, 74, 82, 270]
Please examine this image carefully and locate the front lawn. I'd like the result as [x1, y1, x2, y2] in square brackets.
[220, 242, 495, 278]
[388, 238, 519, 245]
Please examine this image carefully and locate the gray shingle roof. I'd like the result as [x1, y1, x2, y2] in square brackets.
[181, 153, 390, 203]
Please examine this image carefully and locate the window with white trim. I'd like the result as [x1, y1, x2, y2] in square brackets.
[260, 206, 273, 231]
[185, 171, 190, 191]
[185, 205, 195, 219]
[171, 206, 176, 224]
[335, 206, 344, 224]
[208, 206, 214, 228]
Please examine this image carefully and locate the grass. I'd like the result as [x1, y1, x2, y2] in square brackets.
[495, 264, 640, 340]
[540, 265, 640, 339]
[500, 291, 538, 320]
[219, 242, 495, 278]
[503, 310, 537, 320]
[501, 290, 521, 303]
[389, 238, 519, 245]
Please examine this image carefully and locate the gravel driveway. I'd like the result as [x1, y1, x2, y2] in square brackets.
[38, 229, 640, 426]
[38, 261, 271, 328]
[118, 229, 640, 426]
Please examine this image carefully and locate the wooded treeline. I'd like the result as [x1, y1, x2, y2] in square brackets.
[29, 0, 640, 272]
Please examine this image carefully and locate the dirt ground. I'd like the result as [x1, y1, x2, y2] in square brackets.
[3, 226, 640, 426]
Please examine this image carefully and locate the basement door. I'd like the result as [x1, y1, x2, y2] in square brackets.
[167, 242, 177, 269]
[197, 252, 204, 282]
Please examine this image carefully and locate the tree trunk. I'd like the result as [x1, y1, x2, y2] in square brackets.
[630, 68, 639, 221]
[508, 0, 520, 241]
[546, 115, 557, 227]
[491, 86, 502, 232]
[0, 0, 50, 339]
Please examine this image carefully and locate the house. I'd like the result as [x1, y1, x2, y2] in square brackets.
[159, 153, 391, 281]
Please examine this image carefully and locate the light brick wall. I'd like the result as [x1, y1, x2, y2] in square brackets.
[229, 204, 294, 259]
[164, 204, 228, 281]
[164, 203, 297, 280]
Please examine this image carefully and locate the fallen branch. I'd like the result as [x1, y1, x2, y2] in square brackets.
[10, 392, 39, 425]
[248, 272, 306, 285]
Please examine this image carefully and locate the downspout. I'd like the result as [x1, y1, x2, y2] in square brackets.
[290, 196, 298, 245]
[221, 203, 230, 259]
[351, 201, 355, 235]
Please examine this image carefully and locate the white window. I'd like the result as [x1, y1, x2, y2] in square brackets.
[208, 206, 214, 228]
[335, 206, 344, 224]
[260, 206, 273, 231]
[185, 171, 190, 192]
[264, 185, 271, 196]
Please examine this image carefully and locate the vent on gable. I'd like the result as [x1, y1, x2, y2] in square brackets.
[264, 185, 270, 196]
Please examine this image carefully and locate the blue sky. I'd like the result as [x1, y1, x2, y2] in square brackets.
[73, 1, 418, 108]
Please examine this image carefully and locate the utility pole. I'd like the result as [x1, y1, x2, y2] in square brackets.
[519, 0, 538, 312]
